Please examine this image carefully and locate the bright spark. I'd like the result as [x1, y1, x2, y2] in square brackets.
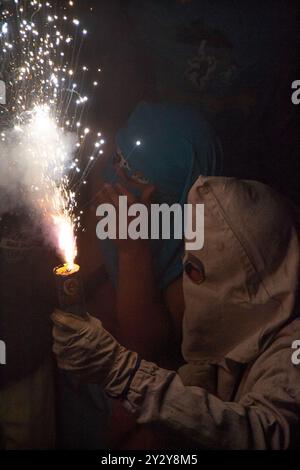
[0, 0, 103, 266]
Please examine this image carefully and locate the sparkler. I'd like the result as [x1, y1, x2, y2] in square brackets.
[0, 0, 104, 272]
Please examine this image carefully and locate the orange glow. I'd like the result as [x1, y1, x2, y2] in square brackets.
[52, 214, 77, 270]
[54, 263, 80, 276]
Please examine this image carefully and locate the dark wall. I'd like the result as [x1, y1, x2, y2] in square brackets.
[79, 0, 300, 205]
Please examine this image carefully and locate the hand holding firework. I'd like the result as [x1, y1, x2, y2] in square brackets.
[52, 309, 140, 398]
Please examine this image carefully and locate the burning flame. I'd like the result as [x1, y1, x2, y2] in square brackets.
[53, 213, 77, 270]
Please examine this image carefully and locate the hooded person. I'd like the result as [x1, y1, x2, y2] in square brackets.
[101, 101, 223, 290]
[52, 175, 300, 450]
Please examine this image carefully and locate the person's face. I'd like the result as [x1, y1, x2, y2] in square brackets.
[113, 147, 150, 187]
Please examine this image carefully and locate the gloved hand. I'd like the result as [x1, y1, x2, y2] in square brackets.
[51, 309, 140, 398]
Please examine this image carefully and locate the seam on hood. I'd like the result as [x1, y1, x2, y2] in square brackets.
[203, 178, 273, 302]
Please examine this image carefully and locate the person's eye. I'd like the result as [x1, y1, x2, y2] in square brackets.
[118, 156, 130, 170]
[184, 256, 205, 284]
[114, 150, 130, 169]
[122, 160, 130, 169]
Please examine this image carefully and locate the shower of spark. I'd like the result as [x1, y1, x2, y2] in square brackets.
[0, 0, 104, 265]
[52, 212, 77, 269]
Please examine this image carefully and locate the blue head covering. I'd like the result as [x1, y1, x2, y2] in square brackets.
[101, 102, 222, 290]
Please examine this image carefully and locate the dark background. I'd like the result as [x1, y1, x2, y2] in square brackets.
[76, 0, 300, 202]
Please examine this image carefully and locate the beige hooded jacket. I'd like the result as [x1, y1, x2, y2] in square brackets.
[124, 176, 300, 449]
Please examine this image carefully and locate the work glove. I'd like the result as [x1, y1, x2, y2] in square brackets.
[51, 309, 140, 398]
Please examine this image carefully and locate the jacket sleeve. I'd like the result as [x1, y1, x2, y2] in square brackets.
[124, 339, 300, 449]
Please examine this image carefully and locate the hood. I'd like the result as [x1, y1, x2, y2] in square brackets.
[102, 102, 223, 290]
[182, 176, 300, 370]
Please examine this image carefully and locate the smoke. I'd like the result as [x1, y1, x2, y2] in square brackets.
[0, 104, 78, 249]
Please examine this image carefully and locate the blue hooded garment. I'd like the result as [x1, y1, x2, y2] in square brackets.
[102, 102, 223, 290]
